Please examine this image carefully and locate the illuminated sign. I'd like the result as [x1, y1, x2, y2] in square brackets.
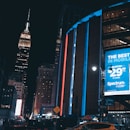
[104, 48, 130, 96]
[15, 99, 22, 116]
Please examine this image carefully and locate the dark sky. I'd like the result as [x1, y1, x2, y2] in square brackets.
[0, 0, 64, 83]
[0, 0, 86, 83]
[0, 0, 62, 107]
[0, 0, 61, 70]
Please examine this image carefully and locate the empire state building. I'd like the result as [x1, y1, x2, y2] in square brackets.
[15, 9, 31, 89]
[8, 9, 31, 116]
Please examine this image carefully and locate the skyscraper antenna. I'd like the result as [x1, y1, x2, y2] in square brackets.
[27, 8, 30, 21]
[24, 8, 30, 32]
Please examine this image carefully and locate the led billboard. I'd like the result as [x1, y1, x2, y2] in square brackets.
[15, 99, 22, 116]
[104, 48, 130, 96]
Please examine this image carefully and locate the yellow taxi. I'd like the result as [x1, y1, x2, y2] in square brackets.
[73, 122, 117, 130]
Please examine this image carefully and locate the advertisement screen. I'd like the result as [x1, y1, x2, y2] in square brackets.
[15, 99, 22, 116]
[104, 48, 130, 96]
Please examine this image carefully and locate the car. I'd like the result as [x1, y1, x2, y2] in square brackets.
[72, 122, 117, 130]
[9, 116, 27, 127]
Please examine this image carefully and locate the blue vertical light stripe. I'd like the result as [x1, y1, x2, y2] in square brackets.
[69, 28, 77, 115]
[81, 22, 89, 116]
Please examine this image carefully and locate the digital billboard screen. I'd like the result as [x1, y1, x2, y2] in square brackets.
[104, 48, 130, 96]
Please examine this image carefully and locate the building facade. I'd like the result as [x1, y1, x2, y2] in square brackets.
[8, 74, 24, 116]
[59, 0, 130, 117]
[0, 85, 17, 119]
[102, 2, 130, 111]
[33, 64, 55, 115]
[54, 27, 63, 107]
[60, 13, 101, 117]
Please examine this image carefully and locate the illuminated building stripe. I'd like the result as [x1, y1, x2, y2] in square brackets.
[60, 34, 68, 116]
[108, 0, 130, 8]
[69, 28, 77, 115]
[81, 10, 102, 116]
[81, 22, 89, 116]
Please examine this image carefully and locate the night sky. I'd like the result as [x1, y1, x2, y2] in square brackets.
[0, 1, 114, 76]
[0, 0, 62, 109]
[0, 0, 85, 88]
[0, 0, 61, 70]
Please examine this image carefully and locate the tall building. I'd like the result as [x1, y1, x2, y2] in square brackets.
[33, 64, 55, 115]
[15, 9, 31, 90]
[54, 27, 63, 106]
[8, 9, 31, 116]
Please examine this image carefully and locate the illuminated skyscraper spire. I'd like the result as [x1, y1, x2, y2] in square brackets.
[13, 8, 32, 116]
[15, 8, 31, 84]
[24, 8, 30, 33]
[8, 8, 32, 117]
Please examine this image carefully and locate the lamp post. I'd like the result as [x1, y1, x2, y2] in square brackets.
[99, 67, 105, 121]
[91, 65, 101, 120]
[91, 66, 106, 121]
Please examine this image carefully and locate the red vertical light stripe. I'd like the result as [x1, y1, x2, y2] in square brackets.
[60, 34, 68, 116]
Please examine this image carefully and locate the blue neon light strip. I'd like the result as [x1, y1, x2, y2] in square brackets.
[81, 22, 89, 116]
[69, 28, 77, 115]
[67, 10, 102, 34]
[108, 0, 130, 8]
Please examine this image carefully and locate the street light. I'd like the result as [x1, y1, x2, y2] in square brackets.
[99, 67, 106, 121]
[91, 65, 106, 121]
